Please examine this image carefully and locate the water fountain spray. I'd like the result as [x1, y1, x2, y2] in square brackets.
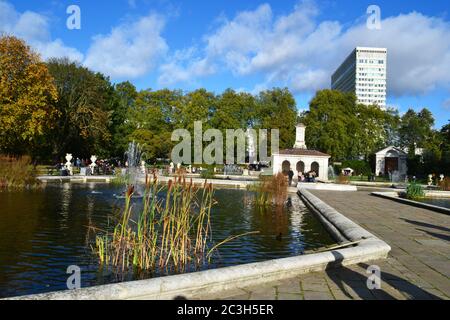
[123, 141, 146, 197]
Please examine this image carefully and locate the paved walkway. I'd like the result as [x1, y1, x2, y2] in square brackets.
[196, 190, 450, 300]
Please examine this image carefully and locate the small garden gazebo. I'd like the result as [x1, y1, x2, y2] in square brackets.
[272, 123, 331, 181]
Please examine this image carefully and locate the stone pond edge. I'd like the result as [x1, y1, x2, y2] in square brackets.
[371, 191, 450, 215]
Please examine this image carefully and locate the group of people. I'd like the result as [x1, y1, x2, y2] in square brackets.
[287, 169, 317, 186]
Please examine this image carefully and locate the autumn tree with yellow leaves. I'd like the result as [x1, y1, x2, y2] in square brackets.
[0, 35, 59, 155]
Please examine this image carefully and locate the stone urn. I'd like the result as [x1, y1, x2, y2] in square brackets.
[65, 153, 73, 176]
[427, 174, 433, 186]
[90, 155, 97, 175]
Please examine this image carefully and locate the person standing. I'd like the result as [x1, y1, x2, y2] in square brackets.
[288, 169, 294, 186]
[298, 171, 304, 182]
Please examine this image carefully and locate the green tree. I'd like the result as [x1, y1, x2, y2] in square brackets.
[127, 89, 183, 161]
[179, 89, 216, 131]
[46, 58, 112, 160]
[399, 108, 434, 156]
[302, 89, 399, 161]
[211, 89, 255, 130]
[110, 81, 138, 157]
[353, 104, 399, 159]
[255, 88, 297, 150]
[398, 108, 445, 177]
[302, 90, 357, 160]
[439, 122, 450, 175]
[0, 36, 58, 155]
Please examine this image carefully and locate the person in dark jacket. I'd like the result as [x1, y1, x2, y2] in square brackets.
[288, 169, 294, 186]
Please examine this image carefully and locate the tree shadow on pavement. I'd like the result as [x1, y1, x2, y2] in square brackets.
[401, 218, 450, 233]
[416, 229, 450, 242]
[325, 251, 441, 300]
[401, 218, 450, 242]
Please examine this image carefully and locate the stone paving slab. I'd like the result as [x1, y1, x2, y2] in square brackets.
[212, 190, 450, 300]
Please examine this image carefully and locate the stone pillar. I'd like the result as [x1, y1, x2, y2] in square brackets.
[293, 124, 307, 149]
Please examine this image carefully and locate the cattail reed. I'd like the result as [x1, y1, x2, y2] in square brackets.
[92, 175, 215, 276]
[251, 173, 288, 207]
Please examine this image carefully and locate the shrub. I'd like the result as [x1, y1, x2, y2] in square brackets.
[111, 170, 131, 186]
[0, 155, 40, 189]
[438, 177, 449, 191]
[200, 168, 215, 179]
[406, 183, 425, 200]
[341, 160, 372, 176]
[250, 173, 288, 207]
[336, 174, 350, 185]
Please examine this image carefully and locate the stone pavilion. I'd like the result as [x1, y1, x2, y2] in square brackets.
[272, 123, 331, 181]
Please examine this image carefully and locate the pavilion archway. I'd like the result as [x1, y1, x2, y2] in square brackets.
[282, 160, 291, 175]
[296, 161, 305, 174]
[311, 162, 319, 176]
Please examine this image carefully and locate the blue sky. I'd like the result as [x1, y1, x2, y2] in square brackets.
[1, 0, 449, 128]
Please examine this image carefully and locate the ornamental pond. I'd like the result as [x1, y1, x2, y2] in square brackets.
[0, 182, 335, 298]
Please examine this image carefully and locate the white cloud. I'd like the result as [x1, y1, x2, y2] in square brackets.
[204, 4, 273, 75]
[290, 69, 329, 92]
[158, 47, 216, 86]
[338, 12, 450, 95]
[0, 0, 83, 62]
[443, 98, 450, 110]
[2, 0, 450, 95]
[0, 1, 168, 79]
[33, 39, 85, 62]
[84, 14, 168, 79]
[164, 1, 450, 97]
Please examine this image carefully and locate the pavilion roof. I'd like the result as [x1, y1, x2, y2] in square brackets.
[276, 148, 330, 157]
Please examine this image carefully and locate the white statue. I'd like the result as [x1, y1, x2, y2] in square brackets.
[440, 174, 445, 182]
[246, 130, 257, 164]
[141, 160, 146, 174]
[90, 155, 97, 175]
[65, 153, 73, 176]
[169, 162, 174, 173]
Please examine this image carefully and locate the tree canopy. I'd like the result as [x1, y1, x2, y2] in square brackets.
[301, 89, 399, 161]
[398, 109, 446, 176]
[399, 108, 435, 156]
[0, 35, 447, 176]
[0, 36, 58, 155]
[256, 88, 297, 150]
[45, 58, 113, 160]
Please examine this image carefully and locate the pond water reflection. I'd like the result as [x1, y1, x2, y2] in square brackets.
[416, 197, 450, 209]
